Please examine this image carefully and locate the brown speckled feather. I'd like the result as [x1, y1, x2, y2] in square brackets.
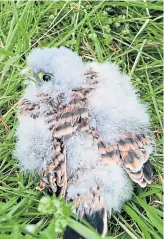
[91, 124, 153, 188]
[36, 138, 67, 196]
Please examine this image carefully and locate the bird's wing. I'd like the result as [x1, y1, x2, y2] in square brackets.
[91, 129, 153, 187]
[19, 89, 92, 196]
[19, 97, 67, 196]
[84, 64, 153, 188]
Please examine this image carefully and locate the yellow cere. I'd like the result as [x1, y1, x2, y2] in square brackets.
[38, 72, 45, 81]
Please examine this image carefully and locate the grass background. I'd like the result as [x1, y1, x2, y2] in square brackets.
[0, 1, 163, 239]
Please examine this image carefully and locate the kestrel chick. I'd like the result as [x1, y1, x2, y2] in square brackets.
[14, 47, 153, 238]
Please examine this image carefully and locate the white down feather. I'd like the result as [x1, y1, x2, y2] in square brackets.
[14, 116, 54, 172]
[86, 62, 150, 144]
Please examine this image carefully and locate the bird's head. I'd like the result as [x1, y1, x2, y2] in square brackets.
[22, 47, 85, 101]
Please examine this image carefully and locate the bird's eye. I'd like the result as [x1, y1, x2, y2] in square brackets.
[43, 74, 51, 82]
[38, 72, 52, 82]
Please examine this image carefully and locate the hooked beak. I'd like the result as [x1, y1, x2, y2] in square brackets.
[21, 67, 37, 83]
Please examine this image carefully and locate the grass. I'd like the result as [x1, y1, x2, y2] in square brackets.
[0, 1, 163, 239]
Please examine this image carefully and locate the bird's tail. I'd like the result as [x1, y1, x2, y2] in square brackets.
[64, 188, 107, 239]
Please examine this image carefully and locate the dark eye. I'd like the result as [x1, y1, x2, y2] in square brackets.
[38, 72, 52, 82]
[43, 74, 51, 82]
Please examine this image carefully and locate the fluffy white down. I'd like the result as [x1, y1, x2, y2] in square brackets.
[66, 132, 100, 174]
[14, 116, 54, 172]
[66, 133, 133, 212]
[86, 62, 150, 144]
[25, 47, 86, 103]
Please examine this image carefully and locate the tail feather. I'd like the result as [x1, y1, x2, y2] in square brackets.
[63, 226, 84, 239]
[64, 189, 107, 239]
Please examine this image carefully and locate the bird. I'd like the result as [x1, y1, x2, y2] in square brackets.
[14, 47, 154, 238]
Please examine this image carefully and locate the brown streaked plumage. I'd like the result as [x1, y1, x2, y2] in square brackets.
[91, 128, 153, 187]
